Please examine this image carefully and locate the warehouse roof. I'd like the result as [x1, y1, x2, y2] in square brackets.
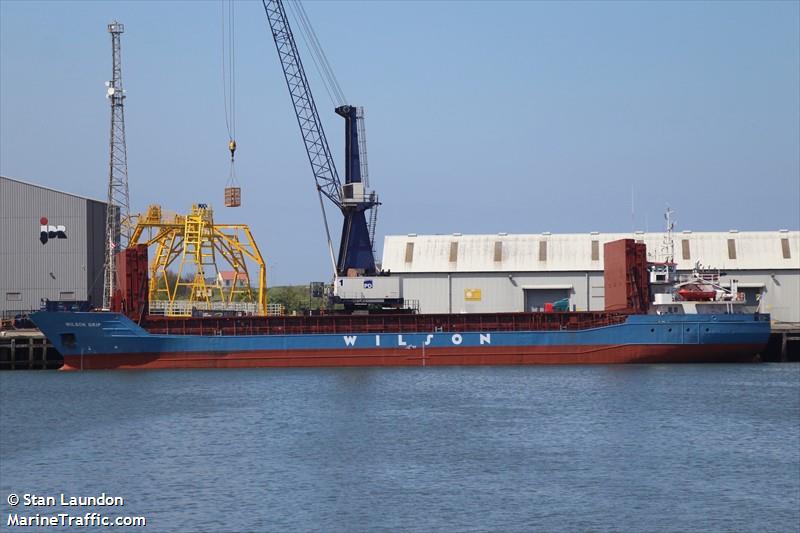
[381, 230, 800, 273]
[0, 175, 106, 204]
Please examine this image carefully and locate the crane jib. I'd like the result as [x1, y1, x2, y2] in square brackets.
[262, 0, 342, 207]
[262, 0, 379, 276]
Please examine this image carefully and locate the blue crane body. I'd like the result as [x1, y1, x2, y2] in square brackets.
[335, 104, 378, 276]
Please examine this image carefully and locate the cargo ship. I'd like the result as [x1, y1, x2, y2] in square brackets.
[31, 309, 770, 370]
[29, 240, 772, 370]
[25, 5, 771, 370]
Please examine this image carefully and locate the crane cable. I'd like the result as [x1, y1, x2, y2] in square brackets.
[286, 0, 346, 108]
[221, 0, 237, 186]
[282, 0, 344, 271]
[297, 0, 346, 105]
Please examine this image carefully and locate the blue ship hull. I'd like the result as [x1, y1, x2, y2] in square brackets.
[30, 311, 772, 370]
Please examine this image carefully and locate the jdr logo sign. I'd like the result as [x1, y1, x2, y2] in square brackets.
[39, 217, 67, 245]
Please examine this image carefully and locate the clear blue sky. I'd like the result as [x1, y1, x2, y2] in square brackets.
[2, 0, 798, 284]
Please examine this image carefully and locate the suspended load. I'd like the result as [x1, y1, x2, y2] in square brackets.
[224, 139, 241, 207]
[224, 186, 241, 207]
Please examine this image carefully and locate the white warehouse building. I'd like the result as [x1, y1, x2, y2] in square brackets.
[380, 230, 800, 324]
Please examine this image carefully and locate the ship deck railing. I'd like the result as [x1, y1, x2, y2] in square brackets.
[148, 300, 263, 316]
[141, 312, 630, 336]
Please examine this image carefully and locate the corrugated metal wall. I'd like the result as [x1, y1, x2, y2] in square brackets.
[722, 270, 800, 324]
[385, 231, 800, 323]
[396, 270, 798, 323]
[383, 231, 800, 273]
[399, 272, 607, 315]
[0, 176, 107, 314]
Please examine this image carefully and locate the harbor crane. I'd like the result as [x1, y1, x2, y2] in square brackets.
[261, 0, 401, 310]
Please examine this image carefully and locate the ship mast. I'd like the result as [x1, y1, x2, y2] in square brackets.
[102, 21, 132, 309]
[661, 207, 675, 264]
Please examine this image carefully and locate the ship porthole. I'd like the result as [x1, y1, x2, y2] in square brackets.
[705, 328, 710, 332]
[650, 328, 655, 333]
[668, 328, 672, 333]
[686, 328, 690, 332]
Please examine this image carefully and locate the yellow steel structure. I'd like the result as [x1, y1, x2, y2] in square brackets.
[129, 204, 267, 316]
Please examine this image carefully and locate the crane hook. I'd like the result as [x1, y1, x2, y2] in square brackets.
[228, 139, 237, 161]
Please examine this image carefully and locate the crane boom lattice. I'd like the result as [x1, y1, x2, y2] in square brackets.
[263, 0, 380, 279]
[262, 0, 342, 208]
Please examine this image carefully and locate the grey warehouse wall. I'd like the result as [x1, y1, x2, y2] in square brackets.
[397, 269, 799, 324]
[0, 176, 107, 315]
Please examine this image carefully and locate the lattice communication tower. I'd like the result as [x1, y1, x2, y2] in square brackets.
[102, 21, 132, 309]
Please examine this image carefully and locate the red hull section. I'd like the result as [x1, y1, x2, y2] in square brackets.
[61, 344, 761, 371]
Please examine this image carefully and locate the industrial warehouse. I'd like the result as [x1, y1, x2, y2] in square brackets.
[380, 230, 800, 324]
[0, 175, 107, 316]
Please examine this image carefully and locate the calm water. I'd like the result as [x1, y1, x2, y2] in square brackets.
[1, 364, 798, 532]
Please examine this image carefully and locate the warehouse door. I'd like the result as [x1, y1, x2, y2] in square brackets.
[524, 289, 570, 312]
[724, 284, 764, 308]
[740, 287, 763, 306]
